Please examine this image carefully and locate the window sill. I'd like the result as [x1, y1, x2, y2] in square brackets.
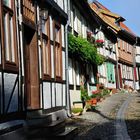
[43, 74, 51, 80]
[55, 76, 63, 82]
[4, 62, 19, 73]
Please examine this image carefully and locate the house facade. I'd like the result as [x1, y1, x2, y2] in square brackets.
[136, 37, 140, 89]
[95, 30, 117, 91]
[117, 38, 134, 89]
[90, 2, 119, 92]
[68, 0, 101, 106]
[0, 0, 69, 137]
[90, 1, 138, 91]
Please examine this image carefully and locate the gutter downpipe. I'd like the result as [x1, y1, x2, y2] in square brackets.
[65, 0, 71, 117]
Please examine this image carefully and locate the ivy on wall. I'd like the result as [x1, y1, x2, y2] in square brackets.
[68, 33, 105, 65]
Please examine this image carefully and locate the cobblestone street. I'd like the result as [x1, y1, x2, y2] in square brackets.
[67, 92, 140, 140]
[125, 93, 140, 140]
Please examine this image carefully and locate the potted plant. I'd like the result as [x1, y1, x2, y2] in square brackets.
[95, 39, 104, 47]
[71, 108, 83, 116]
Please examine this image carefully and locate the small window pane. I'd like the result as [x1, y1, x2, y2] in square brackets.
[55, 26, 60, 43]
[43, 39, 50, 76]
[3, 0, 11, 8]
[10, 16, 15, 62]
[42, 20, 48, 35]
[4, 13, 10, 61]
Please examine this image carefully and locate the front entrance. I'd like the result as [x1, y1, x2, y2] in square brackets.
[23, 25, 40, 109]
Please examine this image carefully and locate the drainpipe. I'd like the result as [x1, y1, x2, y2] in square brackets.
[16, 0, 22, 111]
[133, 37, 137, 90]
[65, 0, 71, 117]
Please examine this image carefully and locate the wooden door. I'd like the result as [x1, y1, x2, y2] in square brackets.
[24, 26, 40, 109]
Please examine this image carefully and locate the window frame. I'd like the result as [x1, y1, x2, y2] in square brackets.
[1, 1, 18, 73]
[41, 15, 51, 80]
[53, 21, 62, 82]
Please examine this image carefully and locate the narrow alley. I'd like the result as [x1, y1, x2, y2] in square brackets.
[67, 92, 140, 140]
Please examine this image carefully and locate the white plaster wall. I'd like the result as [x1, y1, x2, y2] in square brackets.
[75, 61, 80, 86]
[56, 83, 62, 106]
[64, 0, 68, 13]
[70, 90, 81, 107]
[43, 82, 51, 109]
[135, 81, 139, 90]
[136, 55, 140, 63]
[74, 8, 78, 32]
[99, 47, 104, 56]
[57, 0, 64, 10]
[125, 80, 133, 89]
[50, 16, 53, 41]
[68, 58, 73, 85]
[107, 82, 116, 89]
[62, 51, 66, 81]
[63, 84, 66, 106]
[136, 46, 140, 55]
[52, 83, 55, 107]
[61, 25, 65, 48]
[70, 4, 73, 29]
[20, 30, 24, 76]
[40, 84, 42, 108]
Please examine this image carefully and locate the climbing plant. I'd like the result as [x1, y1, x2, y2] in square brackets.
[68, 33, 105, 65]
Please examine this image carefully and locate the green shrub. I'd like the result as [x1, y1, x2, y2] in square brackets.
[71, 108, 83, 114]
[68, 33, 105, 65]
[80, 86, 90, 101]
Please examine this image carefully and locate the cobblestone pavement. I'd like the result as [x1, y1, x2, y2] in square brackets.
[66, 92, 132, 140]
[125, 93, 140, 140]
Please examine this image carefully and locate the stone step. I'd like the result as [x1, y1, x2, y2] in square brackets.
[27, 119, 66, 139]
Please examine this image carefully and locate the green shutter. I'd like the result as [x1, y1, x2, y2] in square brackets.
[107, 62, 110, 81]
[111, 64, 115, 82]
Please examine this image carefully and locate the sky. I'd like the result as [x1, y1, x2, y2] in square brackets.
[88, 0, 140, 36]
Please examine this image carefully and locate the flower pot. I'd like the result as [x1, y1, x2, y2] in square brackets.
[91, 98, 97, 106]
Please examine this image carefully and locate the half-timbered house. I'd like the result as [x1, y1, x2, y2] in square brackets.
[0, 0, 77, 139]
[68, 0, 100, 106]
[90, 1, 137, 91]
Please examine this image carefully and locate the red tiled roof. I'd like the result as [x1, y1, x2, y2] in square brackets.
[120, 22, 135, 35]
[91, 1, 135, 36]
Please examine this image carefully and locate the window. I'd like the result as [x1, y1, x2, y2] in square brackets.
[41, 15, 51, 79]
[75, 61, 80, 85]
[68, 58, 73, 85]
[3, 0, 11, 8]
[54, 22, 62, 81]
[22, 0, 35, 21]
[2, 1, 18, 72]
[4, 12, 15, 62]
[42, 39, 51, 78]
